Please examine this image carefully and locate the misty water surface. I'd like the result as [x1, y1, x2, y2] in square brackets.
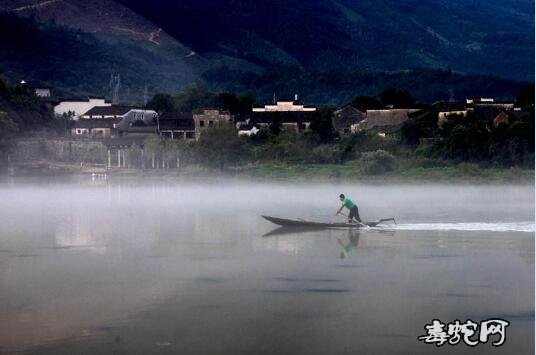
[0, 180, 533, 354]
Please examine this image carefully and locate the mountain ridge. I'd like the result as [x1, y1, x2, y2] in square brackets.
[0, 0, 532, 103]
[114, 0, 534, 80]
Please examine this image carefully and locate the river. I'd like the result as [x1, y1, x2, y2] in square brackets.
[0, 180, 533, 354]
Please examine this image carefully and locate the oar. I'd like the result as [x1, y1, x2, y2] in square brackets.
[336, 212, 366, 227]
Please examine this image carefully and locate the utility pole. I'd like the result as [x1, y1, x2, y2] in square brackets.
[109, 73, 121, 104]
[143, 85, 149, 106]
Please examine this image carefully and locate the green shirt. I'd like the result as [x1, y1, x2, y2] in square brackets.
[343, 197, 356, 209]
[342, 243, 355, 257]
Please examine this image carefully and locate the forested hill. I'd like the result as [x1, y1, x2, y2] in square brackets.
[0, 13, 199, 102]
[116, 0, 534, 81]
[0, 0, 533, 104]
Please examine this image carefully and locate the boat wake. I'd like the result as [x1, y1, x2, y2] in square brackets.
[386, 222, 535, 233]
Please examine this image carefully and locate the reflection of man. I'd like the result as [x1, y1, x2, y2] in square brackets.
[337, 230, 360, 259]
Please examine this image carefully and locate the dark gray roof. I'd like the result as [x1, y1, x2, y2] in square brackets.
[159, 112, 195, 130]
[58, 96, 110, 103]
[82, 105, 134, 116]
[333, 105, 366, 131]
[159, 112, 193, 120]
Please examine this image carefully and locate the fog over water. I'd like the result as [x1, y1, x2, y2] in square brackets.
[0, 180, 533, 354]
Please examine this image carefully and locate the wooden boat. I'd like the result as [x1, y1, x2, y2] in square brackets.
[262, 215, 395, 228]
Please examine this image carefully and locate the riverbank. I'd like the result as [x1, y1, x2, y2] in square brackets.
[5, 160, 534, 184]
[232, 162, 535, 183]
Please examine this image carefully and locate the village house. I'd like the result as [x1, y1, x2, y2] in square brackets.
[432, 97, 522, 129]
[54, 97, 111, 119]
[465, 97, 516, 123]
[252, 99, 317, 112]
[71, 118, 121, 139]
[332, 105, 366, 134]
[19, 80, 51, 98]
[466, 97, 515, 110]
[72, 106, 157, 139]
[492, 109, 531, 128]
[248, 98, 317, 134]
[155, 109, 231, 140]
[158, 112, 197, 140]
[434, 103, 468, 127]
[193, 109, 232, 139]
[351, 109, 421, 133]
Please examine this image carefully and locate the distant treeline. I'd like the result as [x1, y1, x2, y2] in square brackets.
[204, 67, 529, 105]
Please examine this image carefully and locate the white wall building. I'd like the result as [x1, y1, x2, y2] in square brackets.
[252, 100, 317, 112]
[54, 98, 111, 119]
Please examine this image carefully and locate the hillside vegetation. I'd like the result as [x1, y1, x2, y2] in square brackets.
[118, 0, 534, 81]
[0, 13, 530, 104]
[0, 14, 197, 102]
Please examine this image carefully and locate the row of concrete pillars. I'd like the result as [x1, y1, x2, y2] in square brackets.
[107, 149, 129, 168]
[106, 149, 179, 170]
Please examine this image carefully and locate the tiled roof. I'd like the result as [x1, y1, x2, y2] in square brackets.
[354, 109, 420, 131]
[82, 105, 134, 116]
[58, 96, 110, 103]
[333, 105, 366, 131]
[158, 112, 195, 130]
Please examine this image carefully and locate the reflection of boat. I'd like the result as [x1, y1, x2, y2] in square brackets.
[262, 226, 326, 237]
[262, 216, 395, 229]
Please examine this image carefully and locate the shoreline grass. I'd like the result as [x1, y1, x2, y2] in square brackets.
[7, 160, 534, 184]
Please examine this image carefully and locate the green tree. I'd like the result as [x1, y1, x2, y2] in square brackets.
[269, 117, 282, 135]
[217, 93, 240, 113]
[380, 88, 414, 108]
[194, 122, 246, 169]
[359, 150, 398, 175]
[309, 106, 336, 142]
[349, 96, 383, 111]
[147, 93, 175, 114]
[442, 123, 490, 162]
[490, 120, 534, 166]
[516, 84, 535, 108]
[400, 110, 438, 145]
[174, 84, 217, 112]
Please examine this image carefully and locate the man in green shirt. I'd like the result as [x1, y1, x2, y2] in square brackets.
[336, 193, 362, 224]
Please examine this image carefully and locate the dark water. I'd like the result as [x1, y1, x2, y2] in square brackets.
[0, 182, 533, 354]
